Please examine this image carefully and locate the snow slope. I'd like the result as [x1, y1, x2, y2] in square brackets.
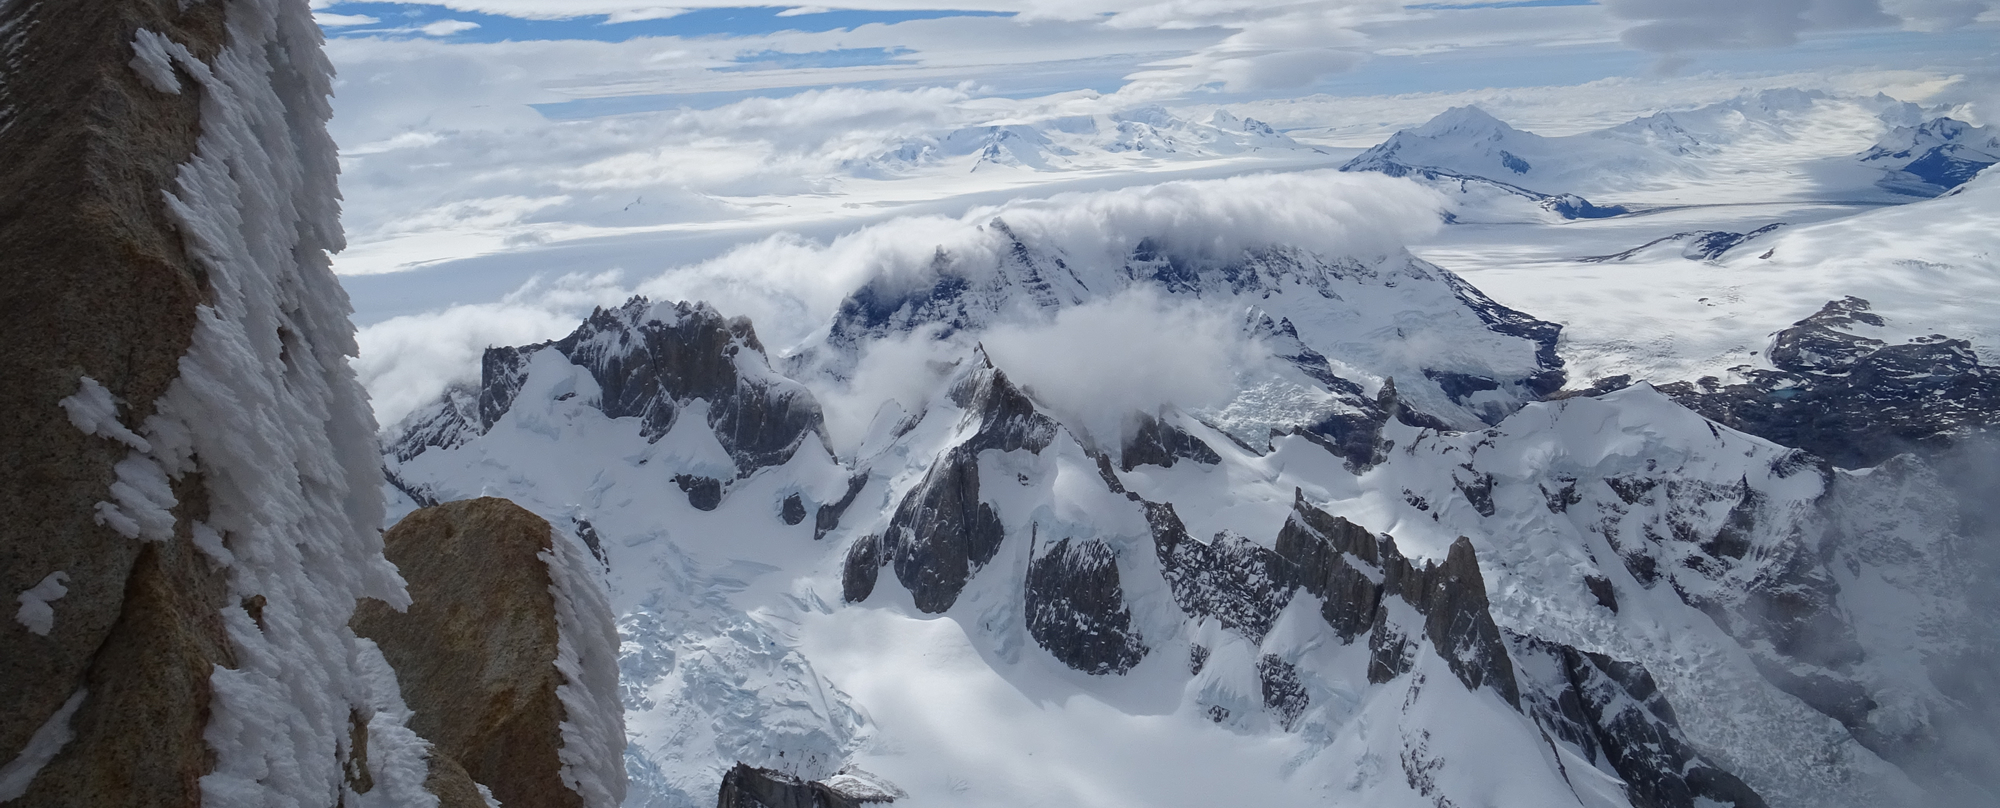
[1434, 163, 2000, 387]
[1344, 90, 1931, 212]
[385, 169, 1998, 808]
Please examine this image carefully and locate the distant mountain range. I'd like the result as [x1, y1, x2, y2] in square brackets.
[1338, 90, 1990, 220]
[1860, 116, 2000, 196]
[848, 106, 1325, 176]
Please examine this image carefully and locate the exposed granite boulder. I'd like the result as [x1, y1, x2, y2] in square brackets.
[1658, 297, 2000, 468]
[841, 534, 883, 605]
[675, 474, 725, 512]
[1023, 535, 1147, 674]
[352, 498, 625, 808]
[815, 474, 870, 541]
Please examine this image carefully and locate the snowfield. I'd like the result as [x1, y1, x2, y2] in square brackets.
[372, 88, 2000, 808]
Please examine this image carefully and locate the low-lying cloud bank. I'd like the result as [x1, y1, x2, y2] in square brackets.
[358, 170, 1445, 427]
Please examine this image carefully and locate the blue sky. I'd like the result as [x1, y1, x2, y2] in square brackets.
[317, 3, 1014, 42]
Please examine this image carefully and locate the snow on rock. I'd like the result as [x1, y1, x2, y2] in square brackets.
[0, 0, 450, 803]
[128, 28, 196, 95]
[1858, 117, 2000, 196]
[0, 689, 86, 802]
[352, 498, 628, 808]
[1344, 90, 1930, 212]
[380, 140, 2000, 806]
[12, 572, 68, 637]
[545, 523, 630, 808]
[58, 377, 150, 452]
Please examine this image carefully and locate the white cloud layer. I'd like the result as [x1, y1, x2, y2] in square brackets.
[359, 170, 1443, 426]
[982, 288, 1263, 446]
[1601, 0, 1996, 54]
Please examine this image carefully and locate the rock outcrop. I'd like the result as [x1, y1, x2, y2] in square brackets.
[1659, 297, 2000, 468]
[1120, 412, 1221, 471]
[1023, 535, 1147, 675]
[1512, 637, 1768, 808]
[0, 0, 230, 800]
[353, 497, 626, 808]
[715, 763, 901, 808]
[393, 297, 827, 481]
[864, 357, 1056, 613]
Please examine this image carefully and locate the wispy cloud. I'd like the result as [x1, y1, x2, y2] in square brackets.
[315, 12, 382, 26]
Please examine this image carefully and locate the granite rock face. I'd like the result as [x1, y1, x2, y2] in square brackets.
[0, 0, 230, 800]
[1120, 412, 1221, 471]
[352, 498, 626, 808]
[872, 358, 1057, 613]
[1023, 536, 1147, 675]
[1272, 493, 1519, 707]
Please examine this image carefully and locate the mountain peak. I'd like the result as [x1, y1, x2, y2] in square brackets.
[1413, 105, 1514, 137]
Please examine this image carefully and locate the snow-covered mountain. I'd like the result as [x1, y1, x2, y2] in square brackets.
[385, 174, 1999, 808]
[1342, 90, 1937, 218]
[1859, 117, 2000, 196]
[853, 106, 1324, 175]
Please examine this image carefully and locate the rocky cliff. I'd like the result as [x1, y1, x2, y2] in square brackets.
[0, 2, 626, 804]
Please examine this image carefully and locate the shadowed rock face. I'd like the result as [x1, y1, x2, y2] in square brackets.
[885, 447, 1005, 614]
[352, 498, 605, 808]
[878, 360, 1056, 614]
[1024, 536, 1147, 675]
[1513, 636, 1768, 808]
[1148, 501, 1296, 643]
[1273, 495, 1519, 708]
[1659, 297, 2000, 469]
[716, 763, 898, 808]
[841, 534, 883, 604]
[1120, 412, 1221, 471]
[0, 0, 243, 802]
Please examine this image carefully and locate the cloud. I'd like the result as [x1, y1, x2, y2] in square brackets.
[813, 323, 970, 454]
[357, 170, 1445, 428]
[605, 7, 688, 22]
[315, 12, 382, 26]
[632, 169, 1444, 350]
[1601, 0, 1995, 54]
[357, 301, 588, 426]
[419, 19, 483, 35]
[982, 288, 1264, 446]
[1113, 3, 1389, 96]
